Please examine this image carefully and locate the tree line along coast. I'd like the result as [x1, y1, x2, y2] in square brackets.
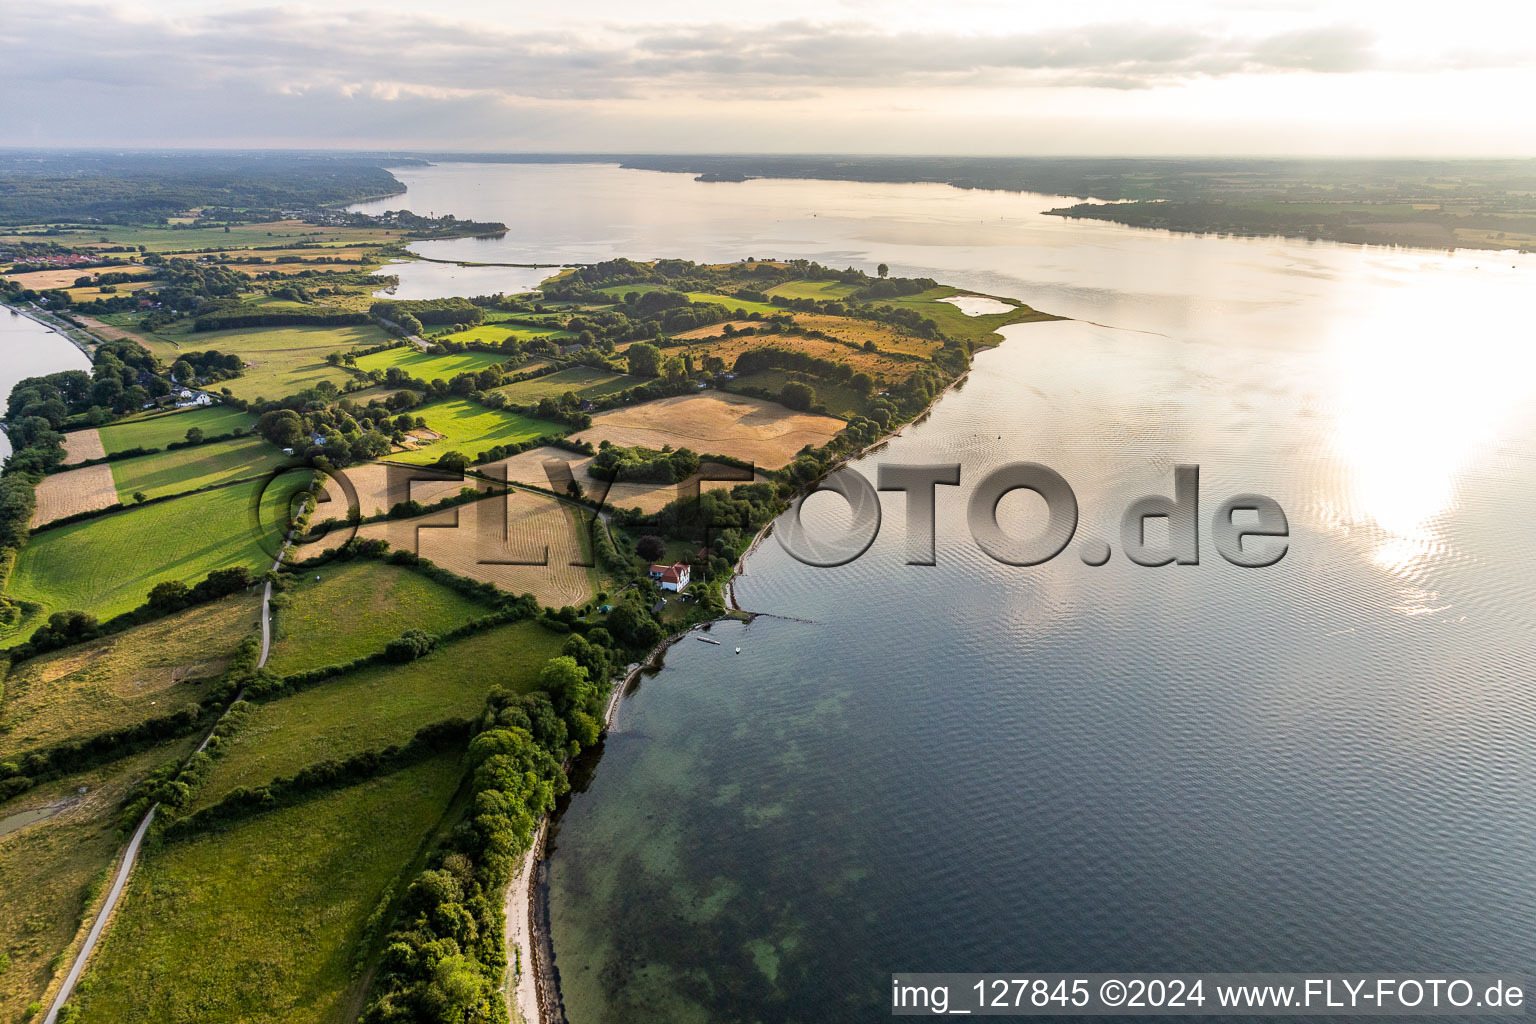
[0, 155, 1063, 1024]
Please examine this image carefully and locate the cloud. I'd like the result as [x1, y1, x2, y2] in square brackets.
[3, 4, 1385, 107]
[0, 3, 1521, 150]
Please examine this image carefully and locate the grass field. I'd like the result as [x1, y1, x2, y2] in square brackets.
[387, 398, 563, 465]
[590, 285, 779, 318]
[353, 346, 509, 380]
[71, 754, 463, 1024]
[96, 406, 255, 454]
[302, 491, 596, 608]
[766, 280, 859, 301]
[729, 369, 869, 418]
[43, 219, 394, 254]
[31, 464, 118, 526]
[137, 323, 390, 401]
[432, 322, 574, 345]
[266, 561, 489, 675]
[0, 747, 199, 1024]
[108, 435, 289, 502]
[494, 366, 639, 405]
[7, 475, 304, 621]
[573, 391, 844, 468]
[0, 592, 260, 760]
[882, 287, 1061, 347]
[195, 621, 559, 809]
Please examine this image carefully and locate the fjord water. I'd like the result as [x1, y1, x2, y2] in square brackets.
[357, 166, 1536, 1021]
[0, 311, 90, 461]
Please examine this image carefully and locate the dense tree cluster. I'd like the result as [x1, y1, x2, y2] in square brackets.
[588, 442, 701, 484]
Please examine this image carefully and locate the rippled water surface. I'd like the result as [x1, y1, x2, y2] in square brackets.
[361, 165, 1536, 1022]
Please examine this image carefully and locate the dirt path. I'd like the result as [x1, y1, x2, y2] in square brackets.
[42, 548, 287, 1024]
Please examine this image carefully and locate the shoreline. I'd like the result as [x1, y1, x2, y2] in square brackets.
[504, 629, 694, 1024]
[502, 332, 1001, 1024]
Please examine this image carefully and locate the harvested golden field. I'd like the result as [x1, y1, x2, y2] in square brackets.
[1, 265, 152, 290]
[573, 392, 844, 469]
[299, 491, 595, 608]
[672, 320, 757, 340]
[310, 460, 498, 522]
[74, 314, 152, 346]
[60, 428, 105, 465]
[30, 464, 118, 526]
[487, 446, 767, 514]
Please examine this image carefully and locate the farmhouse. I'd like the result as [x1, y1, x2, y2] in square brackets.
[649, 562, 691, 592]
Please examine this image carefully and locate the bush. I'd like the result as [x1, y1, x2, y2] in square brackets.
[385, 629, 438, 663]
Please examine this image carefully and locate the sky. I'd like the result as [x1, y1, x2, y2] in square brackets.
[3, 0, 1534, 155]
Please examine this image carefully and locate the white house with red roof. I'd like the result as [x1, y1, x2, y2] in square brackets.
[649, 561, 691, 592]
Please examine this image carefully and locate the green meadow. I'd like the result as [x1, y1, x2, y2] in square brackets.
[353, 346, 508, 380]
[193, 620, 562, 809]
[0, 591, 259, 760]
[495, 365, 638, 405]
[390, 398, 563, 464]
[96, 406, 255, 454]
[0, 748, 201, 1024]
[108, 435, 290, 501]
[141, 323, 392, 401]
[766, 280, 859, 301]
[265, 561, 489, 675]
[7, 475, 305, 621]
[71, 754, 464, 1024]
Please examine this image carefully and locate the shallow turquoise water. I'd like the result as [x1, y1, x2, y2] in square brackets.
[357, 164, 1536, 1022]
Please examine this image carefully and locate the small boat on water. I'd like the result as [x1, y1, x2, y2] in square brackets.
[735, 647, 742, 654]
[697, 636, 721, 645]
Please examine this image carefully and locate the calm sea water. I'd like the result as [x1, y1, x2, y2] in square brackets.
[355, 165, 1536, 1022]
[0, 310, 91, 461]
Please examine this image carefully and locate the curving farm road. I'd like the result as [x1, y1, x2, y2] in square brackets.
[43, 554, 286, 1024]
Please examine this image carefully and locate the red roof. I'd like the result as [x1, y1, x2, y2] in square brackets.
[660, 562, 689, 584]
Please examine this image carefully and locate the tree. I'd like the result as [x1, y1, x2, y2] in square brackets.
[636, 534, 666, 561]
[184, 427, 204, 445]
[626, 342, 663, 378]
[877, 263, 889, 278]
[171, 359, 195, 382]
[662, 355, 686, 382]
[385, 629, 437, 663]
[132, 490, 147, 503]
[849, 372, 875, 396]
[147, 579, 191, 612]
[780, 380, 815, 411]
